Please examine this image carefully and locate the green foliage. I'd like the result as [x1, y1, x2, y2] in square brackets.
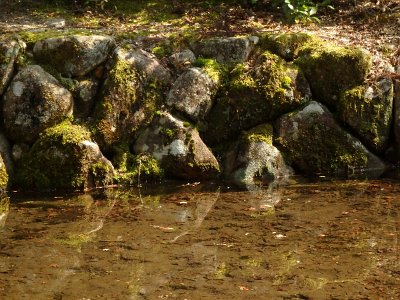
[271, 0, 334, 23]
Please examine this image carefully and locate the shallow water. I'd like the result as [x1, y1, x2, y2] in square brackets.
[0, 179, 399, 299]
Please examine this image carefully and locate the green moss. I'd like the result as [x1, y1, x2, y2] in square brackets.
[242, 124, 274, 145]
[194, 57, 227, 83]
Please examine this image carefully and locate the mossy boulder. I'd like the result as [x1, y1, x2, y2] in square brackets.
[0, 38, 26, 95]
[134, 112, 220, 180]
[259, 32, 314, 61]
[14, 122, 114, 190]
[338, 78, 393, 153]
[169, 49, 196, 71]
[73, 78, 99, 118]
[166, 67, 219, 122]
[0, 156, 9, 191]
[204, 51, 311, 145]
[275, 101, 386, 177]
[191, 36, 259, 63]
[119, 48, 171, 84]
[224, 124, 292, 189]
[92, 48, 166, 152]
[3, 65, 73, 144]
[296, 43, 372, 110]
[33, 35, 115, 77]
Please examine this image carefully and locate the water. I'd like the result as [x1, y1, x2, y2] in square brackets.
[0, 179, 399, 299]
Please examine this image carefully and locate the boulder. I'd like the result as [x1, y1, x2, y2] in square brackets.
[275, 101, 386, 177]
[0, 38, 26, 95]
[116, 47, 171, 84]
[14, 122, 114, 190]
[191, 36, 259, 63]
[338, 78, 393, 153]
[296, 43, 372, 110]
[394, 65, 400, 159]
[169, 49, 196, 70]
[134, 112, 220, 180]
[166, 67, 218, 122]
[260, 32, 314, 61]
[33, 35, 115, 77]
[0, 156, 9, 191]
[224, 124, 292, 188]
[204, 51, 311, 145]
[92, 48, 166, 151]
[3, 65, 73, 144]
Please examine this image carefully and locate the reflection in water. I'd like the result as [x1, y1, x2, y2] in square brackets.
[0, 180, 399, 299]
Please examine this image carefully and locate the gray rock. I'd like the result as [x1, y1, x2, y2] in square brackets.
[3, 65, 73, 144]
[116, 47, 171, 84]
[166, 67, 218, 122]
[134, 112, 220, 180]
[275, 101, 386, 178]
[169, 49, 196, 70]
[0, 38, 26, 95]
[394, 66, 400, 159]
[224, 124, 292, 189]
[191, 36, 259, 63]
[338, 78, 393, 153]
[33, 35, 115, 77]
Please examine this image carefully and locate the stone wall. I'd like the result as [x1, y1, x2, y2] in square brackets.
[0, 32, 398, 191]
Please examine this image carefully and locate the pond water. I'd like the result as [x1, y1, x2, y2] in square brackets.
[0, 179, 399, 299]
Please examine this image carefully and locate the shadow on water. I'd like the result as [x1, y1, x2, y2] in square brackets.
[0, 179, 399, 299]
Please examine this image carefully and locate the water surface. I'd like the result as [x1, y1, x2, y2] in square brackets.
[0, 179, 399, 299]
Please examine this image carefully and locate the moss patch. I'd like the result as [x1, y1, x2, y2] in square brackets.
[242, 123, 274, 145]
[194, 57, 228, 83]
